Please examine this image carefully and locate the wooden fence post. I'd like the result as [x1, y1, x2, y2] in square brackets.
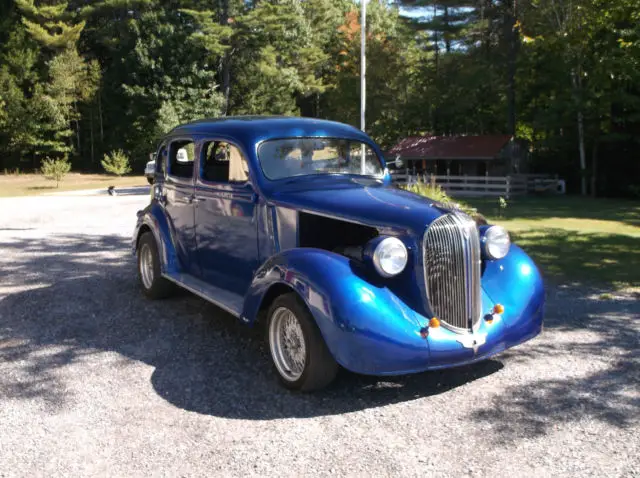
[430, 174, 436, 189]
[506, 176, 511, 200]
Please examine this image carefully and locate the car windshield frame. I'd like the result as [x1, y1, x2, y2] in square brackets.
[257, 137, 385, 181]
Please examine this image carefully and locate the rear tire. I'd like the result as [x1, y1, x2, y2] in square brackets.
[137, 231, 174, 299]
[267, 293, 338, 391]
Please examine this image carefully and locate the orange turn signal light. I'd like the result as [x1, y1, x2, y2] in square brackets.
[429, 317, 441, 328]
[493, 304, 505, 315]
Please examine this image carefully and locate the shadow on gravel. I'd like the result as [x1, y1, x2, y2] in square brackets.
[469, 285, 640, 441]
[2, 234, 637, 423]
[0, 234, 501, 418]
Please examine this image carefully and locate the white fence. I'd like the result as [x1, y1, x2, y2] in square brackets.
[391, 172, 566, 198]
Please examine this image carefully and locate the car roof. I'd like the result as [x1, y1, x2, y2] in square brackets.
[167, 116, 371, 145]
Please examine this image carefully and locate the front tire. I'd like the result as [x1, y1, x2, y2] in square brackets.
[137, 231, 174, 299]
[267, 293, 338, 391]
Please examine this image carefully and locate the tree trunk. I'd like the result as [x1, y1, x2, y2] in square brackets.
[98, 93, 104, 143]
[444, 5, 451, 53]
[75, 118, 81, 160]
[572, 70, 587, 195]
[506, 0, 518, 136]
[222, 52, 231, 115]
[433, 3, 440, 134]
[577, 110, 587, 195]
[591, 140, 598, 198]
[220, 0, 231, 115]
[90, 107, 95, 168]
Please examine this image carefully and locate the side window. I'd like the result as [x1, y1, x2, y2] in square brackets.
[201, 141, 249, 183]
[168, 139, 195, 179]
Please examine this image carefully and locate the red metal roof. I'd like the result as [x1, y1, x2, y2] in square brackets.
[387, 135, 512, 160]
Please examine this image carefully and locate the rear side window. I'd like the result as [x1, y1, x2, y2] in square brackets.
[201, 141, 249, 183]
[168, 139, 195, 179]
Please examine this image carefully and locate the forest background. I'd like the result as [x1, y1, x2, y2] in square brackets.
[0, 0, 638, 197]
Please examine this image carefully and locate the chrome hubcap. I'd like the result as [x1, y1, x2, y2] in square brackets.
[269, 307, 306, 382]
[139, 243, 155, 289]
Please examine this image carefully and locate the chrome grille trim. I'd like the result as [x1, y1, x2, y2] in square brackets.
[423, 213, 482, 332]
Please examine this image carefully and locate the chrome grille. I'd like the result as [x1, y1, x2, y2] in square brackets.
[423, 213, 482, 332]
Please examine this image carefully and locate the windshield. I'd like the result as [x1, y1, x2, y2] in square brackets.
[258, 138, 384, 180]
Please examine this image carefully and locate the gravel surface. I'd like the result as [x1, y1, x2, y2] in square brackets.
[0, 189, 638, 477]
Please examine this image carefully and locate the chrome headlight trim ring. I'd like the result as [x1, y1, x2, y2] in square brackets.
[482, 225, 511, 260]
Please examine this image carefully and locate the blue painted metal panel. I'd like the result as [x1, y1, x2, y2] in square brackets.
[133, 202, 180, 275]
[194, 180, 260, 295]
[163, 176, 197, 275]
[481, 244, 545, 343]
[268, 180, 444, 234]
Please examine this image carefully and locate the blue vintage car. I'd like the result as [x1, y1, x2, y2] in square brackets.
[132, 116, 544, 391]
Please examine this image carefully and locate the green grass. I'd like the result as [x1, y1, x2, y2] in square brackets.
[0, 173, 147, 197]
[465, 196, 640, 291]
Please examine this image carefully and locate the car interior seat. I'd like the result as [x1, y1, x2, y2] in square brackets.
[203, 143, 230, 182]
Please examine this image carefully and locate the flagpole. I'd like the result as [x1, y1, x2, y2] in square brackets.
[360, 0, 366, 173]
[360, 0, 366, 133]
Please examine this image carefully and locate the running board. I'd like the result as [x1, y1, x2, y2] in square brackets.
[162, 272, 244, 319]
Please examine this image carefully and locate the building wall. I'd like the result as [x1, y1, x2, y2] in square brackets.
[404, 159, 507, 176]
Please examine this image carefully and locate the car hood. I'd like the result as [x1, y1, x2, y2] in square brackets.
[269, 180, 448, 233]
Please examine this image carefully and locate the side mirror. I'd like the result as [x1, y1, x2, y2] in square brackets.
[387, 155, 403, 169]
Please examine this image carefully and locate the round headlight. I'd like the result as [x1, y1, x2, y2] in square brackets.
[373, 237, 408, 277]
[484, 225, 511, 259]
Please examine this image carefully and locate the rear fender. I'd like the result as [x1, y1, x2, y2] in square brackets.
[133, 203, 180, 274]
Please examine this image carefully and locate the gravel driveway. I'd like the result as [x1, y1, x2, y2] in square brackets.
[0, 189, 638, 477]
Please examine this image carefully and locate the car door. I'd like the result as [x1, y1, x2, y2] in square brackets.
[194, 139, 259, 296]
[163, 137, 199, 276]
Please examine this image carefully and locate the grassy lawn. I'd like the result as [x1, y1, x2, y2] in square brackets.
[0, 173, 147, 197]
[466, 196, 640, 291]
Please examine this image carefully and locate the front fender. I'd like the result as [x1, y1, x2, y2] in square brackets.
[132, 203, 180, 274]
[481, 244, 545, 344]
[243, 248, 431, 374]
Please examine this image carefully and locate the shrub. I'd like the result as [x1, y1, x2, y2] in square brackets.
[41, 156, 71, 188]
[101, 149, 131, 177]
[498, 196, 508, 217]
[404, 181, 451, 203]
[402, 180, 478, 217]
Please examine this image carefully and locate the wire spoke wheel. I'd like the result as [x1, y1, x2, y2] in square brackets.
[269, 307, 307, 382]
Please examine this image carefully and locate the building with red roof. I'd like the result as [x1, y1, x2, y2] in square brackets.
[387, 135, 528, 176]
